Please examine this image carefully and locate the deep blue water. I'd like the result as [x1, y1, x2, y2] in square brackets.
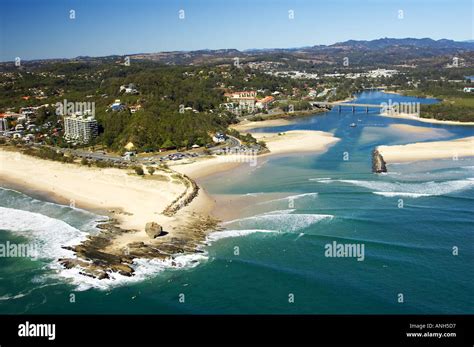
[0, 91, 473, 314]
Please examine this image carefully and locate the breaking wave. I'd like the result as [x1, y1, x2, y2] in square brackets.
[339, 179, 474, 197]
[207, 229, 278, 242]
[308, 177, 333, 183]
[373, 192, 431, 198]
[310, 178, 474, 197]
[223, 210, 333, 232]
[259, 192, 319, 205]
[0, 206, 209, 291]
[0, 206, 88, 259]
[57, 252, 209, 291]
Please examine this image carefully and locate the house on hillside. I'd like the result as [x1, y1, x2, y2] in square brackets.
[109, 100, 126, 112]
[120, 83, 139, 94]
[212, 132, 227, 143]
[256, 96, 275, 110]
[224, 91, 257, 112]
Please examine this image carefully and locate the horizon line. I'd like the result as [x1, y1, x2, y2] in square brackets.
[2, 36, 472, 64]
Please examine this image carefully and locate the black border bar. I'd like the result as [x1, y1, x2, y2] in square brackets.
[0, 314, 472, 346]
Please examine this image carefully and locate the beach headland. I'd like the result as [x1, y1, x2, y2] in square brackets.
[0, 148, 217, 279]
[0, 117, 340, 279]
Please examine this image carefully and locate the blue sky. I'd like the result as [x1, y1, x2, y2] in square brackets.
[0, 0, 472, 61]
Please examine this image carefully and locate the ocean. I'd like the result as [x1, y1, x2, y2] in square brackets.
[1, 91, 473, 314]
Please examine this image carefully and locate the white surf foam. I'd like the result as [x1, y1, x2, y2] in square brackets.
[262, 209, 296, 215]
[57, 252, 209, 291]
[0, 206, 211, 291]
[0, 283, 61, 301]
[259, 192, 319, 205]
[207, 229, 278, 242]
[337, 179, 474, 197]
[0, 187, 105, 219]
[309, 178, 333, 183]
[0, 206, 88, 259]
[373, 192, 431, 198]
[224, 210, 333, 232]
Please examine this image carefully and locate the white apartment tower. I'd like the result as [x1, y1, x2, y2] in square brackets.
[0, 117, 8, 132]
[63, 115, 98, 143]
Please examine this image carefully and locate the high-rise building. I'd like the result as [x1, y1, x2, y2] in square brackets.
[0, 116, 8, 132]
[63, 115, 98, 143]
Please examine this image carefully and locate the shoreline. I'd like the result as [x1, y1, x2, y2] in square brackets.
[0, 147, 217, 279]
[0, 122, 339, 279]
[170, 129, 340, 180]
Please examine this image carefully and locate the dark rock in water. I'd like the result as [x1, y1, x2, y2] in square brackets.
[145, 222, 164, 239]
[372, 149, 387, 173]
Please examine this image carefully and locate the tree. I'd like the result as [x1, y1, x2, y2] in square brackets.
[147, 166, 155, 175]
[134, 166, 144, 175]
[80, 157, 88, 165]
[161, 138, 176, 149]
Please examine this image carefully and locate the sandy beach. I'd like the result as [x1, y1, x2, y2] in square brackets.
[0, 149, 212, 234]
[230, 119, 293, 132]
[170, 129, 340, 179]
[377, 136, 474, 163]
[169, 156, 245, 180]
[252, 130, 340, 155]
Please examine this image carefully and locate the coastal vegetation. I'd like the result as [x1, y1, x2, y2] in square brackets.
[383, 69, 474, 122]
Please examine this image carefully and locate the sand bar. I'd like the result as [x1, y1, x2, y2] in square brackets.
[230, 119, 293, 132]
[252, 130, 340, 156]
[377, 136, 474, 163]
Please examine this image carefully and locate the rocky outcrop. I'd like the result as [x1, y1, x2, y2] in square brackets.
[57, 168, 215, 280]
[372, 148, 387, 173]
[59, 215, 221, 280]
[145, 222, 163, 239]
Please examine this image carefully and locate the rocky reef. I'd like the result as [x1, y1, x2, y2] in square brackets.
[59, 215, 221, 280]
[58, 169, 220, 280]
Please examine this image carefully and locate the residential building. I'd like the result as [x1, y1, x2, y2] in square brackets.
[0, 116, 8, 131]
[63, 115, 98, 143]
[109, 99, 126, 112]
[212, 132, 227, 143]
[120, 83, 139, 94]
[256, 96, 275, 109]
[224, 91, 257, 111]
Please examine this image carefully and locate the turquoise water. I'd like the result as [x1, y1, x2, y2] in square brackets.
[0, 91, 473, 314]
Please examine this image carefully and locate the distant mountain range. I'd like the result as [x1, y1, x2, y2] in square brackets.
[5, 38, 474, 67]
[327, 38, 474, 50]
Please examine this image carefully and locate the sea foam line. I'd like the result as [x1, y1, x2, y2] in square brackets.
[258, 192, 319, 205]
[311, 178, 474, 197]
